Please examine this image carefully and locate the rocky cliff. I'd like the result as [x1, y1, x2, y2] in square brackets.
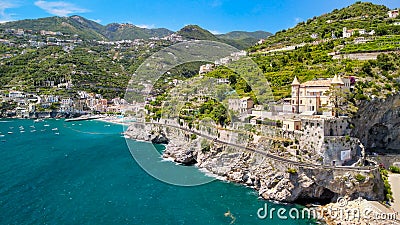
[352, 94, 400, 152]
[125, 123, 384, 204]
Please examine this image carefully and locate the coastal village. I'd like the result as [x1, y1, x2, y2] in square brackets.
[0, 10, 396, 169]
[1, 4, 400, 225]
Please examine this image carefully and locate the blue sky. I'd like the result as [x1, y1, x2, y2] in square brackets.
[0, 0, 398, 34]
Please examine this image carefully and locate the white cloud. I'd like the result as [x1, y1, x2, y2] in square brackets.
[135, 24, 155, 29]
[0, 1, 19, 22]
[295, 17, 304, 24]
[210, 30, 221, 35]
[34, 0, 89, 17]
[90, 18, 101, 23]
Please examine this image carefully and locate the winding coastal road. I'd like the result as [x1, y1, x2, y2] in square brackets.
[140, 121, 375, 172]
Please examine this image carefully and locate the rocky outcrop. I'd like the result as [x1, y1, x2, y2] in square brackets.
[351, 94, 400, 152]
[125, 123, 169, 144]
[125, 123, 384, 204]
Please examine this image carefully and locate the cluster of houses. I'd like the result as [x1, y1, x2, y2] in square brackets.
[1, 28, 83, 51]
[222, 74, 355, 124]
[0, 89, 130, 118]
[198, 50, 247, 75]
[215, 74, 360, 166]
[342, 27, 375, 38]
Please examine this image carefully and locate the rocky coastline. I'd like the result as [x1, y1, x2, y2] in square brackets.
[125, 122, 384, 205]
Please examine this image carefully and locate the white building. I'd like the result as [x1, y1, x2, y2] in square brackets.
[216, 78, 229, 84]
[388, 9, 399, 18]
[199, 64, 214, 74]
[8, 91, 24, 99]
[282, 119, 302, 131]
[228, 97, 254, 114]
[343, 27, 375, 38]
[61, 98, 73, 105]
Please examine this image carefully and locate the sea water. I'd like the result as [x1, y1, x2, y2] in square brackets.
[0, 119, 316, 224]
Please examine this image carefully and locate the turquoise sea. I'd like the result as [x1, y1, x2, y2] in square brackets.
[0, 119, 316, 224]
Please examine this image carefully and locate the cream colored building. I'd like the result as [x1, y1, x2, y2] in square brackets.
[290, 75, 351, 114]
[228, 97, 254, 114]
[282, 119, 302, 131]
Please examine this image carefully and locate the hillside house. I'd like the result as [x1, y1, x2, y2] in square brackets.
[289, 75, 352, 114]
[228, 97, 254, 114]
[388, 9, 399, 18]
[199, 64, 214, 74]
[342, 27, 375, 38]
[282, 119, 302, 131]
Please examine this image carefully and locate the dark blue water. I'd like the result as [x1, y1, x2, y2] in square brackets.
[0, 119, 315, 224]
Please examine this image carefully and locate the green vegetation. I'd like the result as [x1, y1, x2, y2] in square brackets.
[217, 31, 272, 49]
[217, 31, 271, 40]
[250, 2, 390, 51]
[341, 35, 400, 54]
[325, 85, 358, 117]
[179, 98, 230, 126]
[177, 25, 220, 41]
[286, 168, 297, 174]
[249, 41, 400, 101]
[0, 15, 173, 41]
[190, 134, 197, 140]
[103, 23, 173, 40]
[200, 139, 211, 153]
[380, 168, 394, 202]
[354, 173, 366, 182]
[389, 166, 400, 174]
[0, 33, 171, 99]
[177, 25, 266, 49]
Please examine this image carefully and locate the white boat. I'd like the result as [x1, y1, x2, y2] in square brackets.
[30, 130, 36, 132]
[55, 133, 60, 135]
[52, 128, 58, 131]
[34, 119, 44, 122]
[30, 125, 35, 128]
[7, 132, 13, 134]
[20, 130, 25, 133]
[0, 135, 5, 137]
[44, 124, 50, 127]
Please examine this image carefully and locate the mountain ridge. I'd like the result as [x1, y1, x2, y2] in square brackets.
[176, 25, 271, 49]
[250, 1, 394, 52]
[0, 15, 270, 48]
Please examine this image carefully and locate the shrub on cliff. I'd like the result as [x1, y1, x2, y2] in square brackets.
[286, 168, 297, 174]
[389, 166, 400, 174]
[354, 173, 366, 182]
